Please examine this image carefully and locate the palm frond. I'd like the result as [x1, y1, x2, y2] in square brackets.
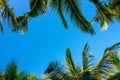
[79, 71, 96, 80]
[1, 0, 8, 5]
[17, 71, 28, 80]
[0, 21, 4, 34]
[64, 0, 95, 35]
[82, 43, 94, 71]
[90, 0, 115, 30]
[13, 15, 28, 33]
[108, 0, 120, 20]
[43, 0, 50, 13]
[108, 42, 120, 51]
[5, 60, 18, 80]
[109, 53, 120, 72]
[65, 48, 80, 79]
[29, 0, 49, 17]
[0, 71, 5, 80]
[0, 0, 3, 4]
[26, 74, 37, 80]
[1, 3, 18, 30]
[44, 61, 68, 80]
[107, 72, 120, 80]
[92, 51, 113, 79]
[107, 42, 120, 72]
[50, 0, 68, 29]
[92, 42, 120, 79]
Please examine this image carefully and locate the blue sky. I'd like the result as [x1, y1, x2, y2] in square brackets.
[0, 0, 120, 77]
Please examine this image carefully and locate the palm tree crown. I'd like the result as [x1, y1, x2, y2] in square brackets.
[0, 0, 120, 34]
[43, 42, 120, 80]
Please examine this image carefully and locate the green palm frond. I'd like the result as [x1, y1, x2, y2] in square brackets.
[7, 8, 18, 28]
[65, 48, 80, 79]
[109, 53, 120, 71]
[0, 21, 4, 34]
[82, 43, 94, 71]
[29, 0, 49, 17]
[50, 0, 68, 29]
[39, 74, 50, 80]
[92, 52, 113, 79]
[107, 72, 120, 80]
[107, 42, 120, 72]
[5, 60, 18, 80]
[108, 0, 120, 9]
[64, 0, 95, 34]
[26, 74, 37, 80]
[43, 42, 120, 80]
[13, 15, 28, 33]
[108, 0, 120, 20]
[44, 61, 68, 80]
[0, 0, 3, 4]
[1, 4, 18, 28]
[90, 0, 115, 30]
[108, 42, 120, 52]
[0, 71, 5, 80]
[17, 71, 28, 80]
[1, 0, 8, 5]
[44, 61, 64, 74]
[79, 71, 96, 80]
[92, 42, 120, 79]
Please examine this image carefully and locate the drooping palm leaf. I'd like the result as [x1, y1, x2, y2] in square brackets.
[107, 0, 120, 20]
[1, 4, 18, 28]
[0, 21, 3, 34]
[29, 0, 49, 17]
[64, 0, 95, 34]
[13, 15, 28, 33]
[90, 0, 115, 30]
[8, 8, 18, 28]
[50, 0, 68, 29]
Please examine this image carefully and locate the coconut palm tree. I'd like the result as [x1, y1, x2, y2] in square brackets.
[0, 60, 18, 80]
[19, 0, 95, 35]
[0, 0, 28, 34]
[0, 0, 17, 34]
[0, 0, 95, 35]
[43, 42, 120, 80]
[0, 60, 38, 80]
[27, 0, 120, 33]
[89, 0, 120, 30]
[0, 0, 120, 34]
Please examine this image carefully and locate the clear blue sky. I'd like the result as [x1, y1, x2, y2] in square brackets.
[0, 0, 120, 77]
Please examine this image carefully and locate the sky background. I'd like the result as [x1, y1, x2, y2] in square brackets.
[0, 0, 120, 77]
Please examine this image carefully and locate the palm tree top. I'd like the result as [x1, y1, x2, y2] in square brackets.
[0, 0, 120, 35]
[43, 42, 120, 80]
